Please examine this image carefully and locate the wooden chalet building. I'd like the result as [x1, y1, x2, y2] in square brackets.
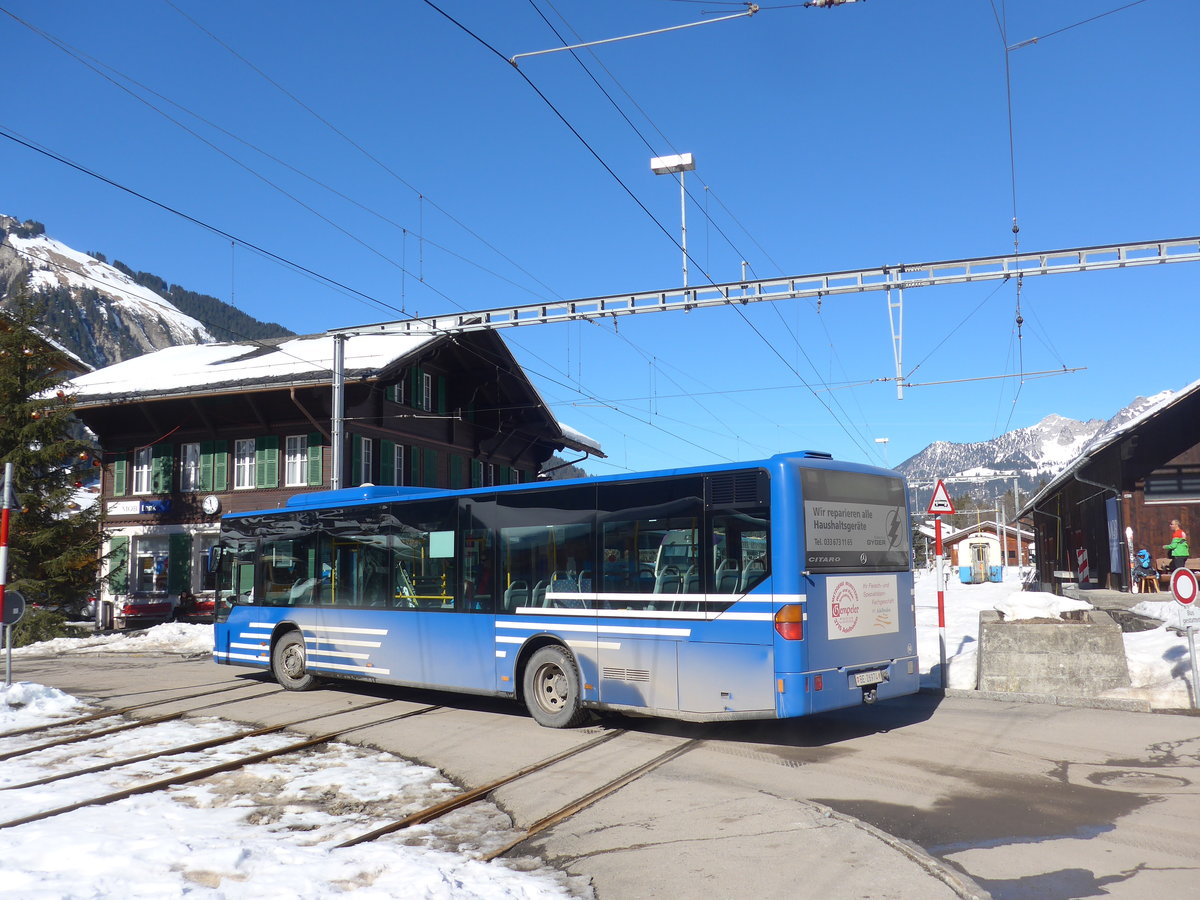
[67, 330, 602, 616]
[1018, 380, 1200, 592]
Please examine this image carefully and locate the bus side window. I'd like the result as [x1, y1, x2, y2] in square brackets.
[462, 527, 494, 613]
[710, 512, 769, 593]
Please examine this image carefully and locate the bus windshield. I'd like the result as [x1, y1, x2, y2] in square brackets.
[801, 468, 909, 572]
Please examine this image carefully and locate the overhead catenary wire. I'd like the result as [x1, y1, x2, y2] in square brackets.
[1006, 0, 1157, 51]
[423, 0, 877, 459]
[527, 0, 885, 458]
[163, 0, 565, 305]
[159, 0, 782, 461]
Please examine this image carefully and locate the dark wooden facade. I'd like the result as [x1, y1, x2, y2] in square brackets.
[1020, 386, 1200, 592]
[70, 331, 599, 611]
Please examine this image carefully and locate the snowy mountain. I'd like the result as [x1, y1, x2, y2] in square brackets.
[1, 216, 292, 370]
[0, 216, 214, 368]
[897, 392, 1177, 502]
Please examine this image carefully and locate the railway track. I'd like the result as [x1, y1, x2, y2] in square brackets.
[335, 728, 700, 860]
[2, 682, 702, 866]
[1, 696, 397, 790]
[0, 684, 283, 762]
[0, 679, 272, 740]
[0, 702, 442, 830]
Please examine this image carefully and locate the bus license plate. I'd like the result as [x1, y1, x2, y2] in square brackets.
[851, 669, 887, 687]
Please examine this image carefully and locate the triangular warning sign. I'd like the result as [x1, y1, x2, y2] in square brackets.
[927, 479, 956, 515]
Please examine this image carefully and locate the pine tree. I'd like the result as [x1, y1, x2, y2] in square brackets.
[0, 293, 102, 606]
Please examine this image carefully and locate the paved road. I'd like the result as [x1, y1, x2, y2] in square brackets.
[14, 651, 1200, 899]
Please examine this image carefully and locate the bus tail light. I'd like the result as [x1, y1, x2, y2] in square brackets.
[774, 605, 804, 641]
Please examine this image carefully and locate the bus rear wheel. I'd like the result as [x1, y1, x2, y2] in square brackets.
[523, 645, 587, 728]
[272, 631, 317, 691]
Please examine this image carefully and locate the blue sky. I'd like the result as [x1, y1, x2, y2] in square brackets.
[3, 0, 1197, 476]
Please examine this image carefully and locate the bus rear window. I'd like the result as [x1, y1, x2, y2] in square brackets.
[801, 469, 909, 572]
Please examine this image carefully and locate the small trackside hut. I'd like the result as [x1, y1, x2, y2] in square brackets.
[212, 450, 919, 727]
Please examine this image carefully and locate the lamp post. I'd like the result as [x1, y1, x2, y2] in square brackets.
[650, 152, 696, 287]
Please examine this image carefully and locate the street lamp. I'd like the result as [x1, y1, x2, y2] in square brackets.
[874, 437, 890, 467]
[650, 152, 696, 287]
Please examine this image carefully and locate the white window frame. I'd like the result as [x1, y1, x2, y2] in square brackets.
[358, 437, 374, 486]
[285, 435, 307, 487]
[132, 447, 152, 495]
[422, 372, 432, 412]
[393, 443, 405, 487]
[181, 442, 201, 492]
[133, 535, 169, 593]
[234, 438, 256, 490]
[487, 463, 495, 487]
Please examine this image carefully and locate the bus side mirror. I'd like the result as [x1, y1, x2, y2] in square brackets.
[208, 546, 223, 572]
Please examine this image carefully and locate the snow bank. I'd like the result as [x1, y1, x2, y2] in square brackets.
[12, 622, 214, 656]
[918, 569, 1195, 706]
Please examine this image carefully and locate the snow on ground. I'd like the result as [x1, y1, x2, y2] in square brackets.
[11, 621, 215, 657]
[0, 675, 588, 899]
[916, 568, 1196, 707]
[2, 579, 1195, 897]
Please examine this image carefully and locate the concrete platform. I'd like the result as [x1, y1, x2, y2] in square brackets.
[977, 608, 1131, 695]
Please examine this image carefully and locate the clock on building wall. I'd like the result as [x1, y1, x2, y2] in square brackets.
[202, 495, 221, 515]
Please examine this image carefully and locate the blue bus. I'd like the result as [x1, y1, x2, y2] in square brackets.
[212, 451, 918, 727]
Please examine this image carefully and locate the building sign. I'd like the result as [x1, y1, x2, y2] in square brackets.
[107, 500, 173, 516]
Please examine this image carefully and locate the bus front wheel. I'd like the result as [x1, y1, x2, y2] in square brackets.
[523, 645, 587, 728]
[272, 631, 318, 691]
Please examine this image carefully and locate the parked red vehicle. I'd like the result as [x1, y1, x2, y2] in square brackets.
[176, 590, 216, 623]
[115, 596, 174, 628]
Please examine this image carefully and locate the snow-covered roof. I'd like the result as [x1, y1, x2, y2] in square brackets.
[1018, 378, 1200, 516]
[67, 333, 436, 404]
[66, 332, 604, 456]
[555, 420, 603, 456]
[915, 519, 1032, 542]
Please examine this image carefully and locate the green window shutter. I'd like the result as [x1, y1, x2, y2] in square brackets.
[199, 442, 214, 492]
[410, 446, 422, 486]
[424, 448, 438, 487]
[449, 454, 463, 489]
[307, 433, 323, 486]
[112, 456, 128, 497]
[471, 459, 483, 488]
[437, 375, 447, 414]
[151, 444, 174, 493]
[256, 436, 279, 489]
[109, 536, 130, 593]
[380, 441, 395, 486]
[384, 384, 395, 403]
[167, 533, 192, 593]
[212, 441, 228, 492]
[410, 367, 422, 408]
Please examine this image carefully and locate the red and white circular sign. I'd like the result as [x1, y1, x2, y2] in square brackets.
[1170, 567, 1198, 606]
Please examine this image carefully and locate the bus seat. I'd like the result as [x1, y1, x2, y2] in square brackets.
[715, 559, 740, 593]
[654, 566, 682, 594]
[674, 567, 703, 612]
[532, 580, 547, 606]
[740, 557, 767, 592]
[503, 581, 528, 611]
[578, 570, 593, 592]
